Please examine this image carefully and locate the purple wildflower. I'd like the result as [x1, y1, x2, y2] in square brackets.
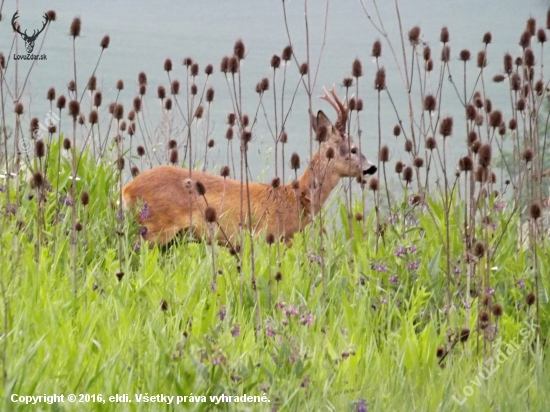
[265, 325, 276, 338]
[516, 302, 522, 311]
[396, 300, 402, 307]
[140, 201, 151, 220]
[299, 311, 313, 326]
[300, 377, 310, 388]
[381, 297, 387, 304]
[389, 213, 398, 224]
[356, 398, 369, 412]
[134, 242, 141, 252]
[276, 301, 285, 310]
[389, 275, 398, 283]
[409, 245, 418, 254]
[138, 226, 148, 237]
[376, 265, 388, 273]
[453, 268, 461, 275]
[517, 279, 525, 290]
[487, 288, 495, 296]
[494, 201, 505, 212]
[231, 324, 240, 338]
[284, 305, 299, 318]
[395, 248, 406, 257]
[407, 261, 419, 270]
[218, 306, 226, 321]
[60, 195, 73, 206]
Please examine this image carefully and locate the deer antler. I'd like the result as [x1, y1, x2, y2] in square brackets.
[319, 85, 348, 133]
[11, 11, 24, 37]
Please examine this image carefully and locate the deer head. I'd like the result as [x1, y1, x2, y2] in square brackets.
[12, 12, 49, 54]
[311, 86, 377, 179]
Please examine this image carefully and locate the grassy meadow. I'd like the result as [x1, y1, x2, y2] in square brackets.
[1, 3, 550, 412]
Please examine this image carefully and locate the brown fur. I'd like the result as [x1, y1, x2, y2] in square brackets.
[122, 92, 376, 246]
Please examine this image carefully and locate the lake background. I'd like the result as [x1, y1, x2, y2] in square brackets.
[1, 0, 549, 183]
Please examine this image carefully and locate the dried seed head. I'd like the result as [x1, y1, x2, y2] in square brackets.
[195, 181, 206, 196]
[516, 98, 525, 111]
[343, 77, 353, 88]
[63, 137, 71, 150]
[503, 53, 513, 74]
[492, 303, 503, 317]
[537, 28, 547, 43]
[460, 328, 470, 343]
[395, 161, 404, 173]
[271, 177, 280, 189]
[157, 86, 166, 100]
[527, 18, 536, 36]
[482, 31, 492, 44]
[522, 148, 534, 162]
[291, 180, 300, 190]
[14, 102, 24, 115]
[141, 85, 148, 96]
[436, 347, 445, 358]
[100, 35, 110, 49]
[485, 99, 492, 113]
[220, 56, 229, 73]
[131, 166, 139, 177]
[498, 122, 506, 136]
[190, 83, 198, 95]
[526, 292, 536, 306]
[441, 45, 450, 62]
[117, 156, 125, 171]
[137, 146, 145, 157]
[508, 118, 517, 131]
[279, 132, 288, 144]
[203, 206, 217, 224]
[425, 59, 433, 72]
[290, 152, 301, 170]
[190, 62, 199, 77]
[519, 30, 531, 49]
[206, 87, 215, 102]
[170, 80, 180, 95]
[348, 98, 356, 111]
[138, 72, 147, 86]
[225, 127, 233, 140]
[479, 310, 490, 328]
[68, 100, 80, 118]
[368, 177, 379, 191]
[275, 272, 282, 282]
[424, 94, 437, 112]
[404, 139, 413, 152]
[477, 50, 487, 68]
[80, 191, 90, 206]
[113, 103, 123, 120]
[220, 166, 230, 177]
[471, 140, 482, 155]
[282, 45, 293, 61]
[352, 58, 363, 77]
[474, 241, 485, 257]
[75, 222, 83, 232]
[168, 139, 177, 150]
[234, 39, 246, 60]
[466, 104, 477, 121]
[183, 57, 193, 67]
[372, 40, 382, 58]
[535, 80, 544, 95]
[133, 97, 142, 113]
[413, 157, 424, 168]
[45, 10, 57, 21]
[403, 166, 413, 183]
[489, 110, 502, 128]
[408, 26, 421, 43]
[116, 79, 124, 91]
[356, 100, 363, 111]
[325, 147, 335, 160]
[242, 114, 249, 127]
[47, 87, 56, 102]
[493, 74, 506, 83]
[270, 55, 281, 69]
[169, 149, 178, 165]
[478, 144, 492, 168]
[374, 68, 386, 90]
[530, 202, 542, 220]
[467, 131, 478, 146]
[459, 156, 473, 172]
[87, 76, 97, 91]
[127, 110, 135, 122]
[426, 137, 437, 150]
[70, 17, 81, 37]
[422, 46, 431, 62]
[195, 105, 203, 119]
[524, 49, 535, 67]
[164, 98, 172, 111]
[164, 58, 172, 72]
[299, 62, 309, 75]
[266, 233, 275, 245]
[380, 145, 389, 162]
[78, 114, 85, 125]
[440, 26, 449, 43]
[35, 140, 45, 158]
[355, 212, 363, 222]
[393, 125, 401, 137]
[439, 116, 453, 137]
[32, 171, 44, 187]
[205, 64, 214, 75]
[207, 139, 215, 148]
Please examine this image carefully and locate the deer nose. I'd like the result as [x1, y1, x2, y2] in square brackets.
[363, 165, 377, 175]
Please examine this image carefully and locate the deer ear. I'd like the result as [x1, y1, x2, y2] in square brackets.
[316, 110, 333, 130]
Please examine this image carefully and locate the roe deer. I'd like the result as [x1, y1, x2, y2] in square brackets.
[122, 86, 377, 246]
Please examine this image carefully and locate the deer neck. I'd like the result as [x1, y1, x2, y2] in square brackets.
[292, 152, 342, 218]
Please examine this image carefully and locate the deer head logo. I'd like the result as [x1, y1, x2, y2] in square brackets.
[11, 11, 49, 54]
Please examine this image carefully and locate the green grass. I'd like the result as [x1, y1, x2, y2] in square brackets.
[0, 148, 549, 412]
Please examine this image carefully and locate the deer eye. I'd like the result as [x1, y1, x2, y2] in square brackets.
[350, 148, 357, 154]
